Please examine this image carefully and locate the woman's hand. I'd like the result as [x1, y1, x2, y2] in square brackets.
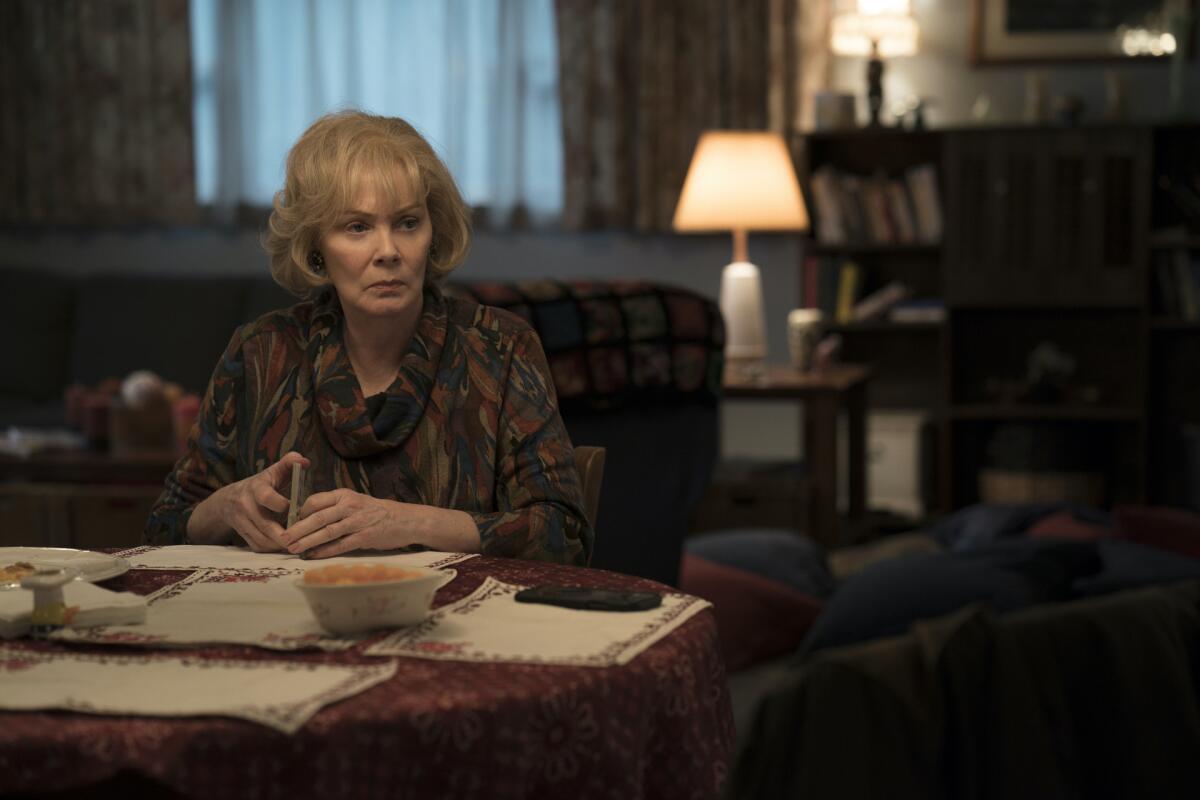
[282, 490, 408, 558]
[187, 451, 310, 551]
[283, 489, 481, 559]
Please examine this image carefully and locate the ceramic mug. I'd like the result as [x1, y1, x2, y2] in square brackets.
[787, 309, 823, 372]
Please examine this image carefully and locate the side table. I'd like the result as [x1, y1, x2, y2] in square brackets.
[0, 451, 176, 548]
[722, 364, 871, 547]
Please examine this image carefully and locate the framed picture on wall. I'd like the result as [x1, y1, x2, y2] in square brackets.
[971, 0, 1184, 64]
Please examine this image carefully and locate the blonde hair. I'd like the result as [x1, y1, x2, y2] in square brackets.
[264, 110, 472, 297]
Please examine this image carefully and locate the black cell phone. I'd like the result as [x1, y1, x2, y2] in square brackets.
[514, 585, 663, 612]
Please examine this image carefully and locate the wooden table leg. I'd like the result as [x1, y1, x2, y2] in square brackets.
[846, 383, 867, 525]
[805, 393, 839, 548]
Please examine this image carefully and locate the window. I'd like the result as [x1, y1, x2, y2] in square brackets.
[191, 0, 562, 224]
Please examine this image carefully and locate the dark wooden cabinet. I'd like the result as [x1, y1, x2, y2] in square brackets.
[799, 123, 1199, 516]
[945, 128, 1148, 307]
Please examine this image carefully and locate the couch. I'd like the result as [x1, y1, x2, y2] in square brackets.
[728, 578, 1200, 799]
[1, 268, 724, 586]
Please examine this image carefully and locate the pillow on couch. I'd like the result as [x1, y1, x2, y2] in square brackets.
[1073, 539, 1200, 596]
[679, 553, 822, 673]
[685, 529, 835, 599]
[1114, 505, 1200, 560]
[801, 539, 1102, 656]
[1028, 510, 1112, 541]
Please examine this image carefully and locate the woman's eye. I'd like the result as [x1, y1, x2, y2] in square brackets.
[347, 222, 368, 233]
[398, 217, 419, 231]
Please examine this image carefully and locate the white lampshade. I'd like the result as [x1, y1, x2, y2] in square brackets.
[672, 131, 808, 233]
[831, 0, 919, 57]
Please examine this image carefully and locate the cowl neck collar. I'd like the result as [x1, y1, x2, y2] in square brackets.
[306, 284, 448, 459]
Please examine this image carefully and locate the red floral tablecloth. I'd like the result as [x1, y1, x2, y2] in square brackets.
[0, 555, 735, 799]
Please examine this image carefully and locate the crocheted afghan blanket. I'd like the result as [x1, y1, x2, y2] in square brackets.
[447, 279, 725, 412]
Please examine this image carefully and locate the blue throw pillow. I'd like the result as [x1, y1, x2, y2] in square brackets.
[685, 529, 836, 599]
[929, 502, 1110, 551]
[1073, 539, 1200, 596]
[801, 539, 1101, 656]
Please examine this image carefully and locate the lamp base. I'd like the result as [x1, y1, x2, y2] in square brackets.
[719, 260, 768, 368]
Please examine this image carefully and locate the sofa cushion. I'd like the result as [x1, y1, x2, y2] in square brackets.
[1073, 539, 1200, 596]
[679, 553, 823, 672]
[68, 275, 249, 393]
[929, 502, 1106, 550]
[1114, 505, 1200, 560]
[826, 532, 943, 581]
[685, 529, 835, 598]
[0, 268, 74, 402]
[1028, 510, 1112, 541]
[802, 539, 1102, 655]
[0, 396, 67, 428]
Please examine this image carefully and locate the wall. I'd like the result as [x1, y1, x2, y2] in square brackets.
[829, 0, 1199, 128]
[8, 0, 1194, 471]
[0, 226, 805, 461]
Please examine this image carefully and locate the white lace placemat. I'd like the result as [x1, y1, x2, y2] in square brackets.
[51, 568, 456, 651]
[0, 645, 395, 734]
[116, 544, 476, 572]
[366, 577, 711, 667]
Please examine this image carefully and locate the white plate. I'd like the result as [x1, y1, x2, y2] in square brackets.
[0, 547, 130, 589]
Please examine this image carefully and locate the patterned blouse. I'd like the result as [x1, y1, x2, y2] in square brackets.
[144, 284, 593, 566]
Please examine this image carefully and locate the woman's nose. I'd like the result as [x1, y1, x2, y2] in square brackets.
[373, 229, 400, 262]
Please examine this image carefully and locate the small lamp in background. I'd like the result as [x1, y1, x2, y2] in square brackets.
[673, 131, 809, 379]
[831, 0, 920, 127]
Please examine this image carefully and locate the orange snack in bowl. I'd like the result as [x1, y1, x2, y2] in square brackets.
[303, 563, 424, 585]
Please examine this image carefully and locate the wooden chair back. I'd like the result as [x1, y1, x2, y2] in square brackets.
[573, 445, 606, 538]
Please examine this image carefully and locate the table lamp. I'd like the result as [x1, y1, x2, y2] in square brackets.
[673, 131, 809, 379]
[830, 0, 920, 127]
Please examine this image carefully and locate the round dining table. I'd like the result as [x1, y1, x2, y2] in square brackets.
[0, 551, 735, 799]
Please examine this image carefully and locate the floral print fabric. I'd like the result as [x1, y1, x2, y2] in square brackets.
[145, 285, 593, 566]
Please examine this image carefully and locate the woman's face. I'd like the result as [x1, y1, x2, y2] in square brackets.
[318, 171, 432, 322]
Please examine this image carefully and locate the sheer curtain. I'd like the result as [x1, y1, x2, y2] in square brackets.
[191, 0, 562, 225]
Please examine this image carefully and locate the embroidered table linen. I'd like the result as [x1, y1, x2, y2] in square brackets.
[117, 544, 475, 571]
[0, 645, 395, 734]
[367, 577, 711, 666]
[51, 568, 456, 651]
[0, 582, 147, 639]
[1, 553, 735, 800]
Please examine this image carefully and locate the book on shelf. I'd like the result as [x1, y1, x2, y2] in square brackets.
[836, 261, 862, 324]
[803, 255, 820, 310]
[808, 164, 942, 246]
[809, 167, 846, 244]
[853, 281, 910, 321]
[906, 164, 943, 243]
[820, 258, 842, 318]
[888, 299, 946, 323]
[886, 179, 917, 243]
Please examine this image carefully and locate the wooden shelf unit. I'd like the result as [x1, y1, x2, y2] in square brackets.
[795, 123, 1200, 514]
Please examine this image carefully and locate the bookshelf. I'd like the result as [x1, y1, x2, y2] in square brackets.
[1148, 124, 1200, 510]
[795, 123, 1200, 517]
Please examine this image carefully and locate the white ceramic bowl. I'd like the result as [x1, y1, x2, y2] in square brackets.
[295, 566, 447, 635]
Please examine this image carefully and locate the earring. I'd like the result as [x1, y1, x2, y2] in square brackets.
[308, 251, 325, 273]
[428, 242, 438, 261]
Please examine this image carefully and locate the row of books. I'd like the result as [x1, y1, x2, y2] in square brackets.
[1155, 250, 1200, 319]
[808, 164, 944, 246]
[802, 257, 946, 325]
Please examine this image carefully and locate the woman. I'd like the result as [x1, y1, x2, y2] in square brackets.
[145, 110, 592, 565]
